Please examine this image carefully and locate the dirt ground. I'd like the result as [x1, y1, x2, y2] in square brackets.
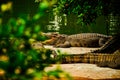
[44, 45, 120, 80]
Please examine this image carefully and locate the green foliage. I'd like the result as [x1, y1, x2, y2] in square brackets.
[0, 0, 69, 79]
[47, 68, 72, 80]
[54, 0, 118, 25]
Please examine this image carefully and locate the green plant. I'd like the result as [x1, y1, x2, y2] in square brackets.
[0, 0, 71, 79]
[54, 0, 119, 25]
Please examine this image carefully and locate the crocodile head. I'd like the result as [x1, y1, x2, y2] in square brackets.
[42, 33, 67, 46]
[42, 32, 59, 39]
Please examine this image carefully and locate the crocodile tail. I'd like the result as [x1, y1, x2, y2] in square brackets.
[91, 33, 120, 53]
[57, 51, 120, 69]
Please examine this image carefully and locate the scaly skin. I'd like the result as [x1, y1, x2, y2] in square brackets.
[55, 33, 112, 48]
[55, 50, 120, 69]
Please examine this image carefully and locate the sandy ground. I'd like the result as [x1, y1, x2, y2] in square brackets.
[44, 45, 120, 80]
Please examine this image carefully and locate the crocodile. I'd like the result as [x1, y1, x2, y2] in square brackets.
[43, 33, 112, 48]
[54, 50, 120, 69]
[30, 40, 120, 69]
[91, 33, 120, 53]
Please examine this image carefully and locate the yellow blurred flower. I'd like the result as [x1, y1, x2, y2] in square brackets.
[26, 68, 35, 75]
[0, 69, 6, 76]
[0, 55, 9, 62]
[1, 1, 12, 12]
[15, 67, 21, 74]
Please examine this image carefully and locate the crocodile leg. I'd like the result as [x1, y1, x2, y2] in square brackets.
[55, 41, 71, 48]
[99, 38, 110, 47]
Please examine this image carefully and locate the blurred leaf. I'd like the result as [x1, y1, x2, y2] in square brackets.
[17, 25, 25, 37]
[33, 13, 41, 21]
[32, 71, 43, 79]
[39, 2, 49, 10]
[34, 25, 41, 33]
[0, 61, 9, 70]
[15, 52, 25, 66]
